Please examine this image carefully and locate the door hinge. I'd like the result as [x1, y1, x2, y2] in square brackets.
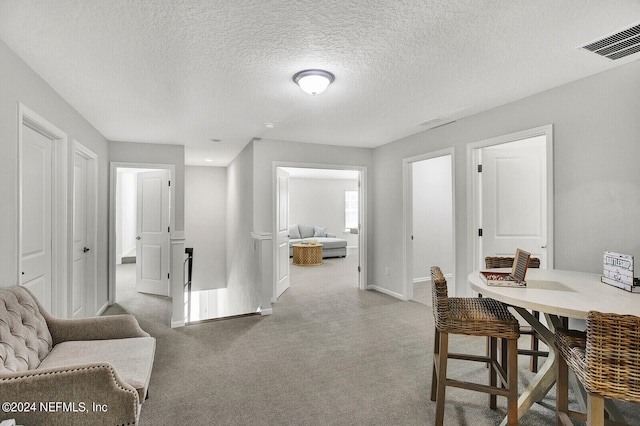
[477, 164, 483, 173]
[168, 180, 171, 187]
[478, 228, 483, 237]
[168, 273, 170, 279]
[168, 226, 170, 233]
[357, 266, 361, 273]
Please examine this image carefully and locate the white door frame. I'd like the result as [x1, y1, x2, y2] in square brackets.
[272, 162, 368, 298]
[17, 103, 69, 317]
[466, 124, 554, 273]
[402, 148, 456, 301]
[72, 140, 99, 317]
[109, 162, 175, 306]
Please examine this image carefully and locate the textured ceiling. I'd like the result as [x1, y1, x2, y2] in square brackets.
[1, 1, 639, 166]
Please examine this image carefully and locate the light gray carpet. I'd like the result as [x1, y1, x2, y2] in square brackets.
[105, 258, 639, 425]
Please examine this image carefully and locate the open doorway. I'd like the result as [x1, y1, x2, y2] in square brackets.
[274, 165, 366, 303]
[403, 149, 455, 305]
[109, 163, 174, 308]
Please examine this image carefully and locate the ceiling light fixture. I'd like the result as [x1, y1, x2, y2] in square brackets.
[293, 69, 335, 96]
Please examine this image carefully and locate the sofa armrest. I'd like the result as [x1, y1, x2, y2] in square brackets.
[0, 363, 139, 426]
[46, 315, 150, 345]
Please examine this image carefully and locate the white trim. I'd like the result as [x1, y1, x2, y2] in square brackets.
[251, 232, 273, 240]
[170, 231, 186, 328]
[402, 148, 456, 300]
[171, 319, 185, 328]
[252, 232, 274, 314]
[73, 140, 99, 317]
[17, 103, 69, 317]
[96, 302, 109, 316]
[272, 162, 368, 298]
[367, 284, 404, 300]
[466, 124, 554, 274]
[109, 162, 176, 310]
[414, 272, 454, 285]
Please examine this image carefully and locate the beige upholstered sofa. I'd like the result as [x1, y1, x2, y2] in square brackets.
[288, 224, 348, 258]
[0, 285, 155, 426]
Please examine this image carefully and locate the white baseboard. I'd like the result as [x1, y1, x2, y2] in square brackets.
[171, 318, 185, 328]
[367, 284, 405, 300]
[260, 308, 273, 316]
[413, 272, 454, 285]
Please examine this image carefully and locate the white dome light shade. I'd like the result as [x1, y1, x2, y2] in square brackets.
[293, 69, 335, 95]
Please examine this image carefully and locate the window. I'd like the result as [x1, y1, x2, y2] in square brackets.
[345, 190, 358, 231]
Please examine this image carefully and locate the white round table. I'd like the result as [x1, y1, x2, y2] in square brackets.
[468, 268, 640, 425]
[469, 268, 640, 320]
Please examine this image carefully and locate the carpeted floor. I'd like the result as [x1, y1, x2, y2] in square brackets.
[105, 256, 639, 425]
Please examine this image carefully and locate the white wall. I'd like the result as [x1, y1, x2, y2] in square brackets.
[252, 140, 373, 273]
[115, 170, 138, 262]
[289, 178, 359, 247]
[0, 40, 110, 312]
[372, 59, 640, 297]
[412, 155, 453, 281]
[185, 166, 227, 291]
[109, 141, 185, 233]
[225, 142, 261, 314]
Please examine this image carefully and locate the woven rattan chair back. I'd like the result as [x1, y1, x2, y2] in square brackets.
[556, 310, 640, 425]
[484, 256, 540, 269]
[430, 266, 449, 329]
[585, 311, 640, 402]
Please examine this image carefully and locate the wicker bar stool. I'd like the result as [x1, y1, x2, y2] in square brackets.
[556, 311, 640, 426]
[430, 266, 520, 425]
[485, 256, 546, 372]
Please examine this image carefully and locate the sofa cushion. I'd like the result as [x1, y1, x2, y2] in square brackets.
[288, 224, 301, 239]
[314, 226, 327, 237]
[0, 286, 53, 373]
[311, 237, 347, 250]
[38, 336, 156, 402]
[298, 224, 315, 239]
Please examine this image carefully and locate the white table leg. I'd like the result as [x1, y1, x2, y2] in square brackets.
[499, 308, 559, 426]
[499, 309, 626, 425]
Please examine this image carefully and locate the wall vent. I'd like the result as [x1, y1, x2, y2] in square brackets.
[581, 22, 640, 60]
[419, 117, 455, 130]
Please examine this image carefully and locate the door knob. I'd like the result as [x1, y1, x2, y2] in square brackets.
[136, 236, 141, 240]
[83, 247, 90, 253]
[541, 245, 547, 248]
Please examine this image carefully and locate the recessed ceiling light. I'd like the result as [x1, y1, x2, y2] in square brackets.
[264, 122, 275, 129]
[205, 159, 213, 162]
[209, 138, 222, 143]
[293, 69, 335, 95]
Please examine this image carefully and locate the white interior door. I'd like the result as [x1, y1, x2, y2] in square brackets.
[72, 153, 87, 318]
[21, 125, 52, 312]
[275, 168, 290, 299]
[136, 170, 170, 296]
[480, 136, 548, 266]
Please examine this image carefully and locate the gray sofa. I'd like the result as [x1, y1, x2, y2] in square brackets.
[288, 224, 347, 258]
[0, 285, 155, 426]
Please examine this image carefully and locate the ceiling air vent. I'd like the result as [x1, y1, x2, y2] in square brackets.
[581, 22, 640, 60]
[419, 117, 454, 130]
